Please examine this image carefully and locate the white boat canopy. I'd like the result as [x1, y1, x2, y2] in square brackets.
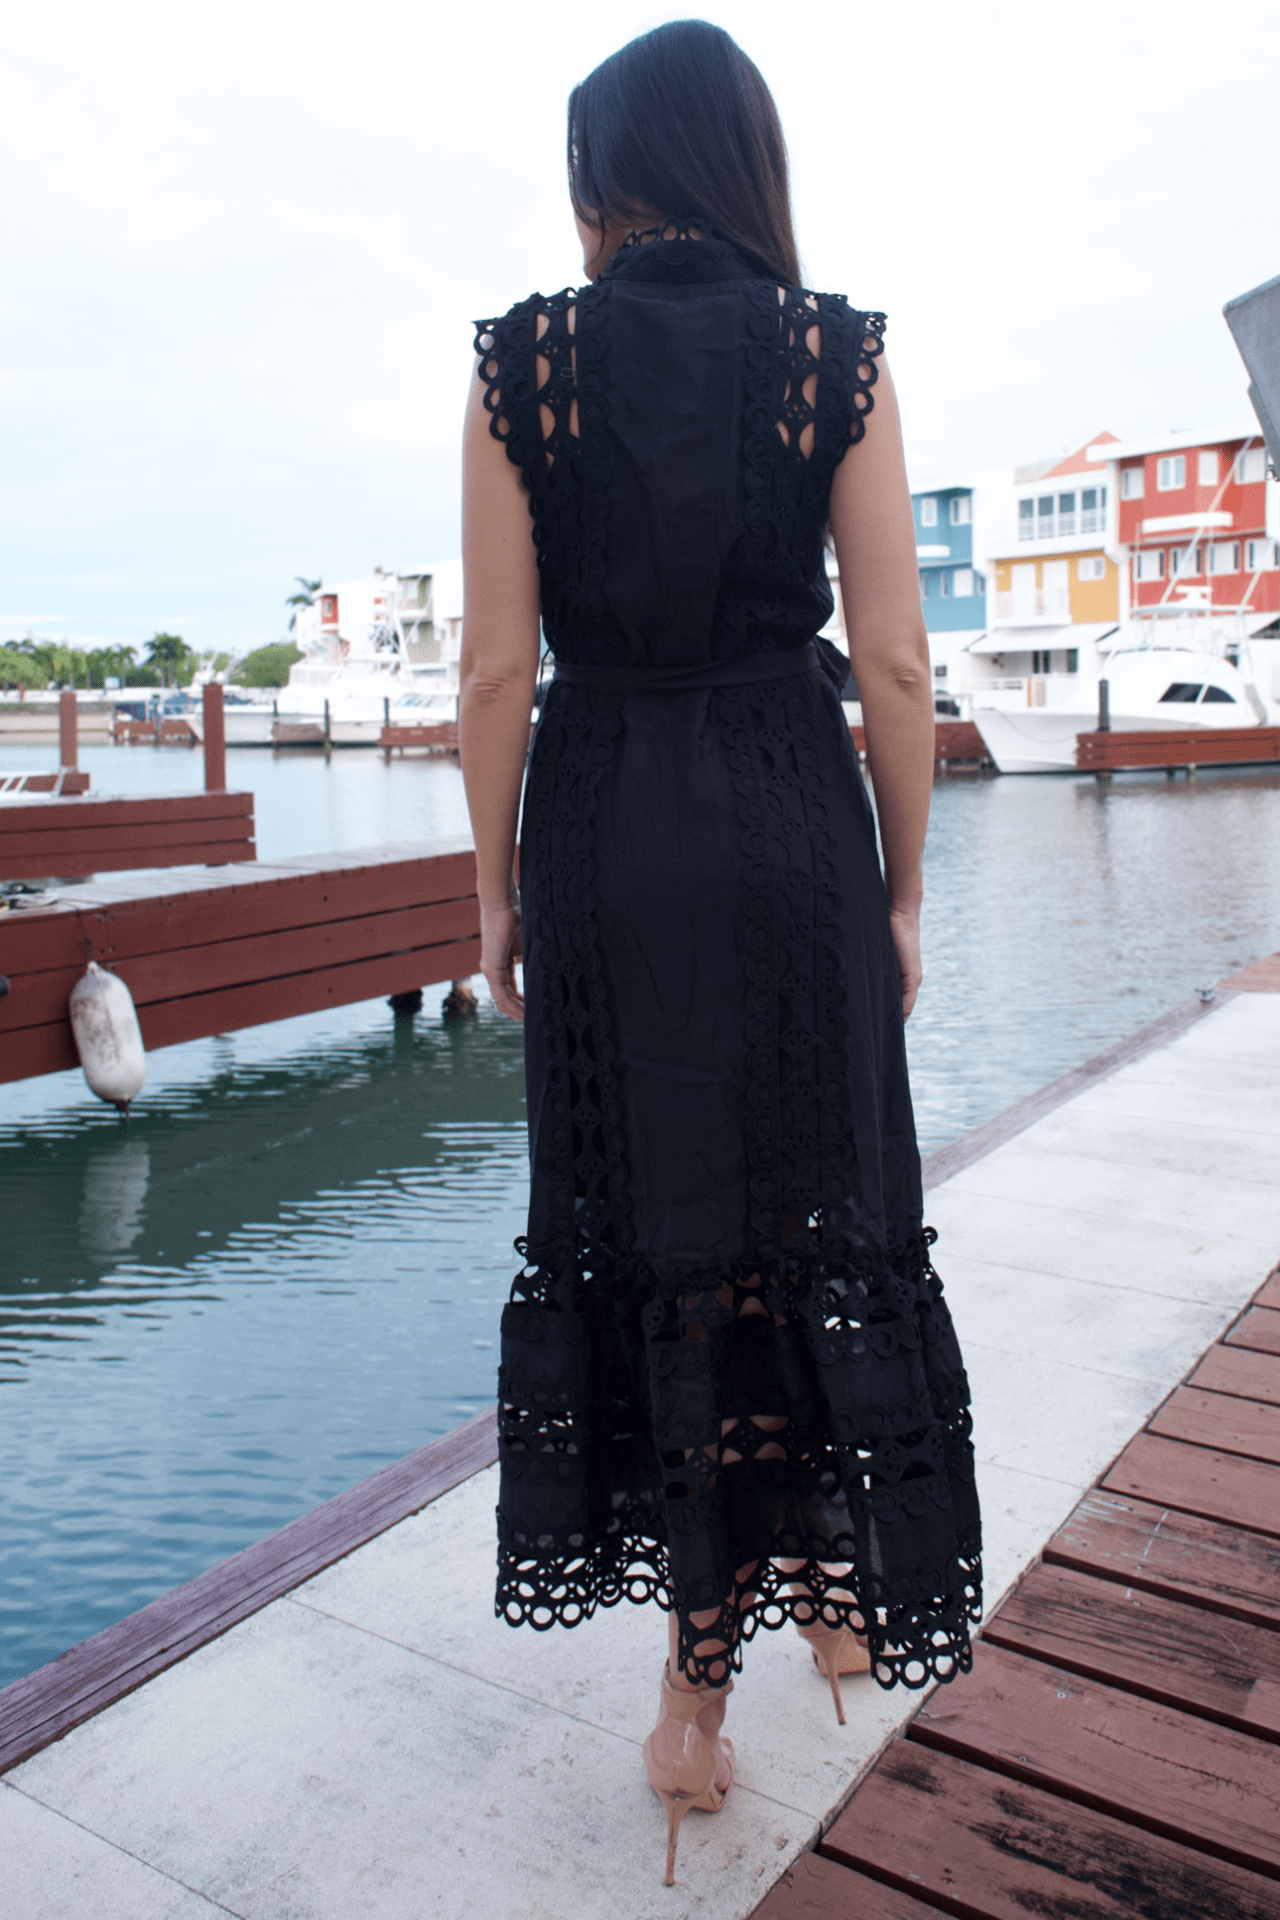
[963, 622, 1119, 656]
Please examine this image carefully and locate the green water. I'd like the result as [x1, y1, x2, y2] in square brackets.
[4, 743, 1280, 1687]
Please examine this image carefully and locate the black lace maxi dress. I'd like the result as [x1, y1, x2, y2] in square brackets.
[475, 230, 981, 1690]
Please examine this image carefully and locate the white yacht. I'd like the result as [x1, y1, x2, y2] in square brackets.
[970, 616, 1276, 773]
[212, 566, 463, 747]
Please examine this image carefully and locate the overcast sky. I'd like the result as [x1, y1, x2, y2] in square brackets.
[3, 0, 1277, 653]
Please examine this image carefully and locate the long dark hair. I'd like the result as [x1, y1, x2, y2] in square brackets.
[567, 21, 800, 287]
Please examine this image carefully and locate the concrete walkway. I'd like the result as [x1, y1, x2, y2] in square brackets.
[6, 987, 1279, 1919]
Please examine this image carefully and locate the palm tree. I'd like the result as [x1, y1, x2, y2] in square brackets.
[143, 633, 197, 689]
[286, 576, 322, 633]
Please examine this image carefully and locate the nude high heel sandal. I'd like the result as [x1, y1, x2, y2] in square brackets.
[642, 1669, 735, 1886]
[793, 1619, 871, 1726]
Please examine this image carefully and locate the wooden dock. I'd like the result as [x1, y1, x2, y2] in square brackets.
[756, 1264, 1280, 1919]
[0, 839, 480, 1084]
[379, 720, 459, 757]
[1077, 722, 1280, 773]
[0, 792, 255, 881]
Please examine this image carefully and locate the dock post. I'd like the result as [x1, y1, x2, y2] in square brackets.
[383, 696, 391, 763]
[58, 689, 78, 771]
[203, 683, 226, 792]
[323, 698, 332, 758]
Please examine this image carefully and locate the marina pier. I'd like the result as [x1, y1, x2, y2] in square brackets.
[3, 954, 1278, 1917]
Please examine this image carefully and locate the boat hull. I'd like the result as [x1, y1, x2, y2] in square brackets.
[971, 706, 1259, 774]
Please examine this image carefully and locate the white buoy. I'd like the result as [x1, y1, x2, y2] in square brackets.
[69, 962, 146, 1114]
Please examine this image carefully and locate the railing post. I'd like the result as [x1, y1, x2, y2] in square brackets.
[59, 689, 78, 770]
[203, 682, 227, 792]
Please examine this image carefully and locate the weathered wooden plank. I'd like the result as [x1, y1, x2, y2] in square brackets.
[1250, 1271, 1280, 1310]
[0, 816, 254, 860]
[983, 1561, 1280, 1739]
[0, 792, 253, 829]
[0, 1407, 498, 1777]
[1044, 1489, 1280, 1630]
[0, 842, 477, 972]
[910, 1640, 1280, 1877]
[138, 936, 482, 1051]
[1149, 1386, 1280, 1467]
[0, 896, 477, 1032]
[1076, 724, 1280, 770]
[0, 839, 258, 881]
[1104, 1430, 1280, 1536]
[1190, 1344, 1280, 1407]
[1225, 956, 1280, 993]
[1230, 1308, 1280, 1358]
[750, 1850, 945, 1919]
[0, 934, 483, 1083]
[821, 1744, 1280, 1920]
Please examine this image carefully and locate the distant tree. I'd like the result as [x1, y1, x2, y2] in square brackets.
[286, 576, 322, 633]
[0, 640, 46, 689]
[143, 632, 199, 688]
[233, 642, 303, 688]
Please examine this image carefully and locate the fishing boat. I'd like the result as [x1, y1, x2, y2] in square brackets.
[970, 607, 1278, 773]
[205, 566, 462, 747]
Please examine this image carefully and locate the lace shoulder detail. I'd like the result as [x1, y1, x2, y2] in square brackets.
[473, 291, 579, 496]
[818, 301, 886, 450]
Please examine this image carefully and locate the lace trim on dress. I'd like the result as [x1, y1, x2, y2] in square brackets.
[498, 1219, 982, 1690]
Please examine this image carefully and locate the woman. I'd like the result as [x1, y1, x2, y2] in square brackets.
[459, 20, 981, 1884]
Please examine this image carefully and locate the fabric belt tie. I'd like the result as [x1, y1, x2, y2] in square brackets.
[550, 636, 852, 697]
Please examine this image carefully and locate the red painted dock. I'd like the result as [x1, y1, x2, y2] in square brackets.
[379, 720, 459, 756]
[0, 839, 480, 1084]
[1076, 723, 1280, 772]
[754, 1262, 1280, 1920]
[0, 791, 256, 880]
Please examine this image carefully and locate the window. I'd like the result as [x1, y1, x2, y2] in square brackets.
[1057, 491, 1076, 535]
[1209, 541, 1240, 573]
[949, 495, 972, 525]
[1066, 649, 1079, 673]
[939, 570, 950, 596]
[1081, 486, 1100, 533]
[1032, 649, 1052, 673]
[934, 663, 948, 679]
[974, 571, 986, 594]
[1236, 446, 1268, 484]
[1157, 455, 1186, 491]
[919, 497, 938, 526]
[1246, 539, 1279, 571]
[953, 567, 974, 597]
[1159, 682, 1203, 702]
[1121, 466, 1145, 500]
[1077, 555, 1106, 582]
[1037, 495, 1054, 537]
[1198, 451, 1219, 486]
[1201, 685, 1236, 703]
[1135, 549, 1165, 581]
[1018, 499, 1034, 541]
[919, 571, 930, 596]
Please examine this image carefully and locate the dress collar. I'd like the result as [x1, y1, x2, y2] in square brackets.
[602, 221, 768, 285]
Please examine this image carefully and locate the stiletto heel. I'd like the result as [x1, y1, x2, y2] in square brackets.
[792, 1618, 871, 1726]
[642, 1669, 735, 1885]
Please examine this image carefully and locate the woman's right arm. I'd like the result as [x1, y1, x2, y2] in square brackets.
[828, 354, 934, 1017]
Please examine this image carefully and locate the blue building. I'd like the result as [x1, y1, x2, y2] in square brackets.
[913, 486, 987, 631]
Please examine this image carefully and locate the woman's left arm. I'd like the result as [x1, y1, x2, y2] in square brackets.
[458, 359, 542, 1021]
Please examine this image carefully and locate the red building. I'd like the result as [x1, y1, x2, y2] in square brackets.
[1112, 430, 1278, 622]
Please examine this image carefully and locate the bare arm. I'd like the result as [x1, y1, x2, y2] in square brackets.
[459, 358, 541, 1020]
[829, 355, 934, 1016]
